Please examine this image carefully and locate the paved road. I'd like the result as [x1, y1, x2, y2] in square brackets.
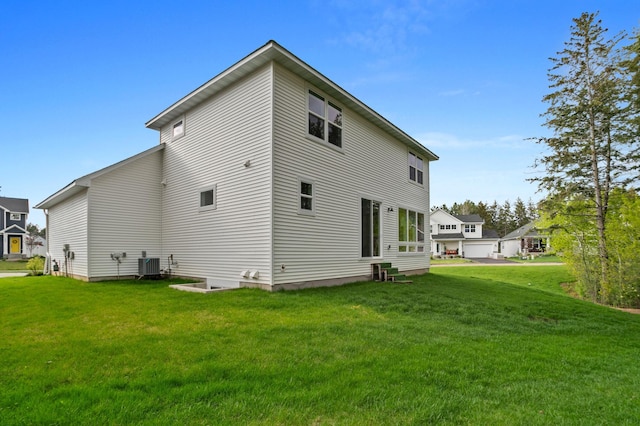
[466, 257, 516, 264]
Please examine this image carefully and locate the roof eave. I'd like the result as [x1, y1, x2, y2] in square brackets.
[37, 144, 164, 210]
[145, 40, 438, 162]
[35, 181, 89, 210]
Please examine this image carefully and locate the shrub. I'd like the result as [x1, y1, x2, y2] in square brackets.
[26, 257, 45, 276]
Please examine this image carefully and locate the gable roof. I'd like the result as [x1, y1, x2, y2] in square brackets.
[431, 209, 484, 225]
[36, 144, 164, 209]
[482, 229, 500, 239]
[501, 222, 543, 241]
[145, 40, 438, 162]
[2, 224, 27, 234]
[430, 209, 462, 223]
[454, 214, 483, 223]
[0, 197, 29, 213]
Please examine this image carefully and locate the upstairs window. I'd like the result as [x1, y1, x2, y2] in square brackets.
[172, 117, 185, 140]
[409, 152, 424, 184]
[308, 90, 342, 148]
[465, 224, 476, 233]
[10, 213, 21, 221]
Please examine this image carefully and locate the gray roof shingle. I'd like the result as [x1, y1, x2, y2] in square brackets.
[0, 197, 29, 213]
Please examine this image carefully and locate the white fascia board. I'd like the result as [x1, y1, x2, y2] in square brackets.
[145, 40, 438, 162]
[36, 144, 164, 209]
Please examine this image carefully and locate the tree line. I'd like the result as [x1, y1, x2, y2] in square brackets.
[432, 198, 539, 237]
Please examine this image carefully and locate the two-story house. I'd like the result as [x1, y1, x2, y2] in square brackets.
[37, 40, 438, 290]
[430, 209, 499, 258]
[0, 196, 29, 259]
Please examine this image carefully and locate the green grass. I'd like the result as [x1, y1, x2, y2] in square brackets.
[0, 260, 29, 271]
[1, 268, 639, 425]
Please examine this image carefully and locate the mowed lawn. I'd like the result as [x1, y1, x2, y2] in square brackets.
[1, 266, 639, 425]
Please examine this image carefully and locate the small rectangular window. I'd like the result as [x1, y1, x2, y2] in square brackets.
[172, 117, 185, 140]
[299, 178, 315, 215]
[199, 185, 216, 211]
[10, 213, 21, 221]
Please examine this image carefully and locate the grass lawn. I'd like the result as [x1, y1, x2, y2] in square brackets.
[0, 260, 29, 271]
[2, 267, 639, 425]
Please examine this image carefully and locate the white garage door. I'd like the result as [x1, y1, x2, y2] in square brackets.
[463, 244, 493, 258]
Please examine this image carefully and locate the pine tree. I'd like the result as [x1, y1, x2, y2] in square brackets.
[531, 12, 639, 292]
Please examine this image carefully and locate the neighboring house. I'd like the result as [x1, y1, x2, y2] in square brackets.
[0, 196, 29, 259]
[37, 40, 439, 290]
[500, 222, 549, 258]
[430, 209, 499, 258]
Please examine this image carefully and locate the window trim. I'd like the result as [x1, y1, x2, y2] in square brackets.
[198, 184, 217, 212]
[9, 213, 21, 221]
[298, 177, 315, 216]
[398, 207, 426, 254]
[171, 116, 186, 141]
[465, 224, 476, 233]
[360, 197, 382, 259]
[306, 86, 343, 151]
[408, 151, 424, 185]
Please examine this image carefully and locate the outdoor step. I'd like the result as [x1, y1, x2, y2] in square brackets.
[383, 267, 399, 275]
[389, 274, 406, 282]
[378, 262, 392, 269]
[394, 280, 413, 284]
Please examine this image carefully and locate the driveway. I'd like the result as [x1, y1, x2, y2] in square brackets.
[467, 257, 516, 264]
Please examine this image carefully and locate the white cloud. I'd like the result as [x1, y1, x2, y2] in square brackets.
[438, 89, 466, 97]
[418, 132, 528, 149]
[331, 1, 432, 55]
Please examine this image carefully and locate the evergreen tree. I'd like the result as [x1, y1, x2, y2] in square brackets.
[531, 12, 638, 288]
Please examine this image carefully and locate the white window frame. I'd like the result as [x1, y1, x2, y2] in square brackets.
[465, 224, 476, 233]
[10, 213, 21, 221]
[171, 116, 186, 141]
[398, 207, 426, 254]
[408, 152, 424, 185]
[306, 87, 343, 151]
[198, 184, 217, 212]
[298, 177, 315, 216]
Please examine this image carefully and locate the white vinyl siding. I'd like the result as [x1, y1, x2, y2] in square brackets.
[87, 149, 163, 278]
[272, 64, 429, 285]
[47, 191, 89, 279]
[160, 64, 273, 286]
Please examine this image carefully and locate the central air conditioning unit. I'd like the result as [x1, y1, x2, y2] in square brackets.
[138, 258, 161, 276]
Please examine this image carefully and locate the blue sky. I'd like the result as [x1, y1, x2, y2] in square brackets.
[2, 1, 639, 228]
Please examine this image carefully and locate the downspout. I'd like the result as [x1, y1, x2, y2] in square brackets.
[43, 209, 51, 275]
